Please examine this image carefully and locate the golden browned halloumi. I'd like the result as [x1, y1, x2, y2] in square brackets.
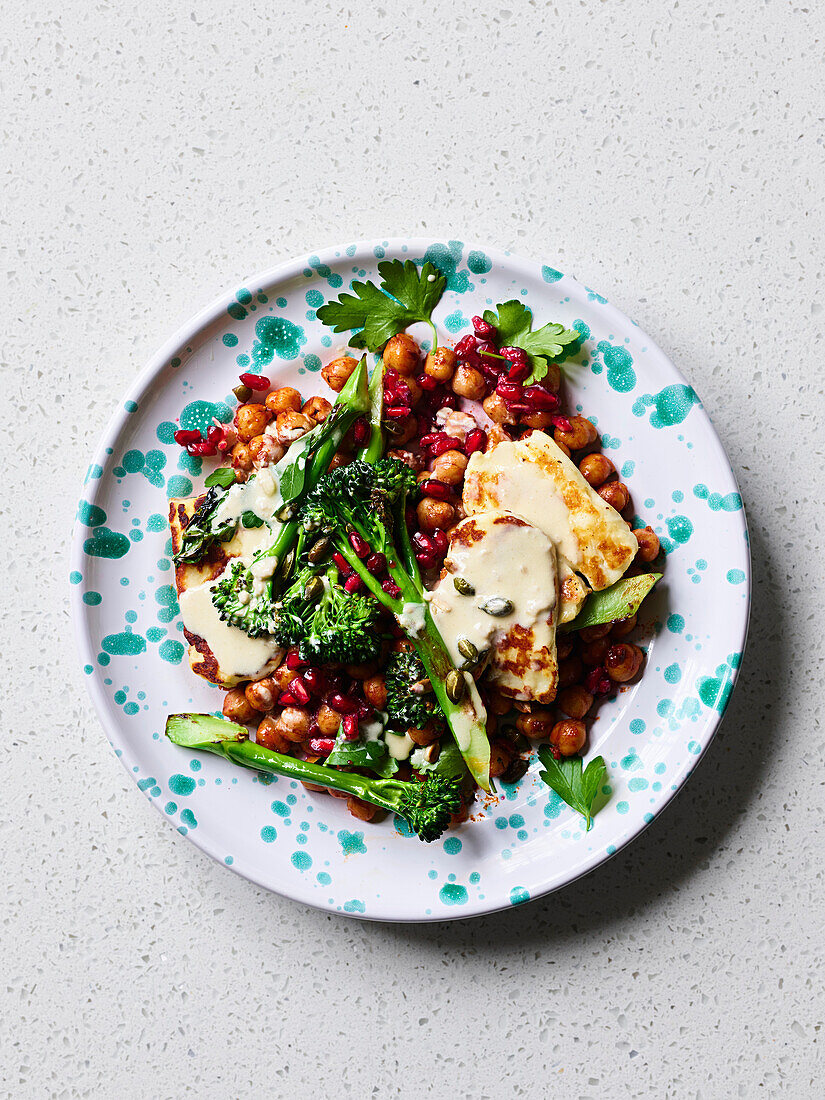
[168, 497, 282, 687]
[429, 512, 559, 704]
[463, 433, 637, 592]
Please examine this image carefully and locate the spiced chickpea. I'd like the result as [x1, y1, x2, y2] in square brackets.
[581, 637, 611, 666]
[279, 706, 311, 741]
[230, 441, 253, 472]
[551, 719, 587, 757]
[328, 449, 351, 471]
[554, 415, 598, 451]
[302, 395, 332, 423]
[579, 624, 611, 643]
[452, 364, 486, 400]
[516, 708, 556, 740]
[521, 409, 556, 429]
[236, 403, 271, 442]
[384, 333, 420, 376]
[222, 688, 257, 724]
[271, 663, 297, 692]
[611, 613, 637, 638]
[423, 346, 457, 382]
[244, 677, 278, 712]
[482, 392, 516, 425]
[363, 674, 387, 709]
[430, 449, 468, 486]
[347, 796, 378, 822]
[558, 656, 584, 688]
[557, 685, 594, 719]
[408, 721, 441, 747]
[390, 414, 418, 446]
[247, 435, 267, 465]
[598, 481, 629, 511]
[417, 497, 456, 531]
[541, 363, 561, 393]
[489, 739, 515, 779]
[265, 386, 302, 415]
[316, 704, 342, 736]
[635, 526, 660, 562]
[487, 689, 513, 716]
[579, 453, 615, 488]
[275, 410, 313, 446]
[256, 716, 292, 753]
[321, 355, 358, 392]
[605, 642, 644, 683]
[556, 635, 574, 661]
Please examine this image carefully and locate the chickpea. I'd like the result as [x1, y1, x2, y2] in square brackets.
[556, 635, 574, 661]
[487, 689, 513, 716]
[551, 719, 587, 757]
[489, 739, 515, 779]
[556, 685, 594, 719]
[328, 449, 351, 471]
[321, 355, 358, 392]
[363, 674, 387, 709]
[345, 661, 378, 679]
[611, 613, 637, 638]
[383, 333, 420, 376]
[558, 656, 584, 688]
[605, 642, 644, 683]
[275, 410, 313, 446]
[278, 706, 311, 741]
[554, 439, 571, 458]
[598, 481, 629, 512]
[347, 796, 378, 822]
[423, 346, 457, 383]
[635, 526, 660, 562]
[542, 363, 561, 393]
[271, 664, 297, 692]
[244, 677, 279, 712]
[485, 712, 498, 737]
[452, 364, 486, 400]
[408, 721, 441, 747]
[247, 434, 268, 465]
[482, 392, 516, 425]
[230, 441, 253, 472]
[516, 708, 555, 740]
[249, 431, 285, 467]
[521, 409, 556, 429]
[416, 497, 456, 531]
[430, 449, 468, 486]
[256, 715, 292, 753]
[265, 386, 302, 415]
[579, 624, 611, 643]
[389, 414, 418, 446]
[554, 415, 598, 451]
[581, 637, 611, 666]
[316, 703, 342, 736]
[222, 688, 257, 724]
[579, 453, 615, 488]
[301, 395, 332, 423]
[236, 403, 271, 442]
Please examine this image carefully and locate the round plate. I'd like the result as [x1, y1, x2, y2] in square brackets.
[70, 239, 750, 921]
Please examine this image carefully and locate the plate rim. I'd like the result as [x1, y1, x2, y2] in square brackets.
[70, 237, 752, 921]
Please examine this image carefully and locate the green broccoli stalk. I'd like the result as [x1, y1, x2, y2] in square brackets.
[271, 564, 381, 665]
[299, 458, 492, 790]
[385, 649, 441, 732]
[165, 714, 462, 842]
[356, 359, 385, 464]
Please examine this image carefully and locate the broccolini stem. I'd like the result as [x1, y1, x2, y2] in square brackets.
[357, 360, 385, 464]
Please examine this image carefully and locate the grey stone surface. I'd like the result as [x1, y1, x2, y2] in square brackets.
[2, 0, 823, 1096]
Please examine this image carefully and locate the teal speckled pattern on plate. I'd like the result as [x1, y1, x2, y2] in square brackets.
[69, 239, 750, 922]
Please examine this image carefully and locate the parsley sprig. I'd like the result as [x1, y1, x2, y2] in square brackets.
[316, 260, 447, 352]
[537, 748, 607, 831]
[482, 300, 579, 385]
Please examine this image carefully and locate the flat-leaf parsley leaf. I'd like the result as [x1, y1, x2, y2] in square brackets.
[537, 748, 607, 831]
[482, 299, 579, 384]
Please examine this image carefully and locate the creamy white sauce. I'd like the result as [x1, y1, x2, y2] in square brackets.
[385, 731, 415, 761]
[450, 674, 486, 752]
[397, 601, 427, 637]
[214, 467, 283, 527]
[178, 579, 283, 680]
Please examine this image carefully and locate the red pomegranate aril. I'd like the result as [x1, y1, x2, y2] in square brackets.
[352, 417, 369, 444]
[329, 692, 360, 714]
[239, 372, 270, 391]
[420, 479, 452, 502]
[366, 552, 386, 575]
[506, 360, 531, 383]
[206, 424, 224, 443]
[415, 551, 437, 570]
[429, 529, 449, 556]
[550, 414, 573, 433]
[496, 379, 524, 402]
[455, 334, 478, 358]
[381, 578, 402, 598]
[522, 385, 560, 410]
[416, 372, 438, 391]
[500, 346, 528, 365]
[188, 441, 218, 456]
[476, 341, 500, 362]
[356, 700, 374, 719]
[412, 531, 433, 551]
[302, 668, 325, 695]
[332, 552, 352, 575]
[286, 677, 310, 705]
[464, 428, 488, 455]
[439, 392, 458, 410]
[277, 691, 298, 706]
[342, 714, 360, 741]
[472, 316, 497, 339]
[585, 666, 612, 696]
[286, 649, 307, 671]
[344, 573, 364, 594]
[385, 405, 410, 420]
[430, 435, 464, 457]
[348, 531, 370, 558]
[173, 429, 202, 445]
[308, 737, 335, 756]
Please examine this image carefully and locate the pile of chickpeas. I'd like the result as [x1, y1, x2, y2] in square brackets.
[213, 328, 662, 821]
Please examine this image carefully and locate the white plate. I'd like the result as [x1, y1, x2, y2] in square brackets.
[70, 239, 750, 921]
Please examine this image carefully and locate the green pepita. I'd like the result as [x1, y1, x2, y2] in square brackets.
[453, 576, 476, 596]
[480, 596, 514, 617]
[276, 502, 298, 523]
[445, 670, 466, 703]
[457, 637, 479, 662]
[307, 536, 331, 563]
[303, 576, 324, 602]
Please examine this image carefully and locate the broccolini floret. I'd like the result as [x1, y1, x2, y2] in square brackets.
[272, 565, 381, 666]
[211, 560, 278, 638]
[385, 649, 442, 732]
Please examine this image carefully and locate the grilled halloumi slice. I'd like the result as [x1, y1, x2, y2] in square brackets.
[168, 496, 282, 687]
[429, 512, 559, 704]
[463, 432, 637, 593]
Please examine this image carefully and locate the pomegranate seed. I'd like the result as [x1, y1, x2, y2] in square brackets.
[506, 360, 531, 383]
[286, 650, 307, 671]
[412, 531, 433, 551]
[464, 428, 488, 455]
[522, 385, 560, 411]
[173, 429, 201, 445]
[352, 417, 369, 444]
[429, 529, 449, 556]
[382, 578, 402, 598]
[475, 341, 500, 361]
[420, 479, 453, 502]
[366, 551, 386, 575]
[332, 552, 352, 575]
[206, 425, 224, 443]
[415, 551, 437, 570]
[308, 737, 335, 756]
[385, 405, 411, 420]
[454, 334, 478, 358]
[431, 435, 464, 457]
[344, 573, 364, 594]
[342, 714, 360, 740]
[500, 346, 528, 365]
[550, 414, 573, 433]
[277, 691, 297, 706]
[496, 379, 524, 402]
[585, 666, 612, 696]
[416, 373, 438, 391]
[307, 719, 321, 738]
[348, 531, 370, 558]
[439, 392, 458, 410]
[472, 316, 497, 339]
[287, 677, 310, 705]
[187, 441, 218, 456]
[302, 668, 325, 695]
[239, 372, 270, 391]
[356, 700, 374, 719]
[329, 692, 360, 714]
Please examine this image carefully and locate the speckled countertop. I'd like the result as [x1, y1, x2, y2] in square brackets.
[3, 1, 824, 1096]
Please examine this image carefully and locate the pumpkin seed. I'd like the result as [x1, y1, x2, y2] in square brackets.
[457, 637, 478, 662]
[480, 596, 514, 617]
[411, 677, 433, 695]
[453, 576, 476, 596]
[279, 548, 295, 580]
[303, 576, 324, 602]
[276, 501, 298, 523]
[307, 536, 331, 563]
[445, 670, 466, 703]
